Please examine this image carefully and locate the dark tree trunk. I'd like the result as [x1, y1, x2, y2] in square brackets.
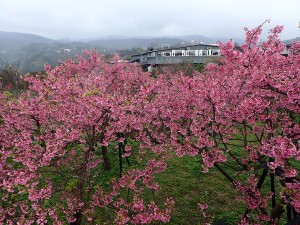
[70, 211, 82, 225]
[102, 145, 111, 170]
[118, 142, 123, 178]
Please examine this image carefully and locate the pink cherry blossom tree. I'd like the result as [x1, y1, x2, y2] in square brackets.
[143, 22, 300, 224]
[0, 51, 173, 224]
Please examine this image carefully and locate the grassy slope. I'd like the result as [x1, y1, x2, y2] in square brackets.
[45, 137, 297, 224]
[156, 155, 243, 224]
[94, 140, 296, 224]
[94, 147, 243, 225]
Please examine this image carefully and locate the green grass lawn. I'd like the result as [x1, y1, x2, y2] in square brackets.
[93, 146, 244, 225]
[155, 155, 243, 224]
[41, 138, 297, 224]
[93, 140, 297, 225]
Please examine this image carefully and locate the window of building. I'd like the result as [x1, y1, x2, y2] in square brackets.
[162, 51, 171, 56]
[147, 52, 156, 57]
[202, 50, 208, 56]
[172, 50, 185, 56]
[212, 50, 220, 55]
[186, 50, 197, 56]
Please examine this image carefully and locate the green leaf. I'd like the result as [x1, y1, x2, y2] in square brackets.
[66, 179, 78, 192]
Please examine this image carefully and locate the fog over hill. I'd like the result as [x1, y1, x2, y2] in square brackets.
[0, 31, 97, 72]
[0, 31, 296, 73]
[0, 31, 55, 50]
[283, 37, 300, 43]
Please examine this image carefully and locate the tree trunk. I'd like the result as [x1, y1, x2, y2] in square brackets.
[102, 145, 111, 170]
[70, 211, 82, 225]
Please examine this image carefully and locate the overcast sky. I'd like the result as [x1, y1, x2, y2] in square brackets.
[0, 0, 299, 41]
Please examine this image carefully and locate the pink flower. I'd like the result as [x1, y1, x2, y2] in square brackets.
[198, 203, 208, 210]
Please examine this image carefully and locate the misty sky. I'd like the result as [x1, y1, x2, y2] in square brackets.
[0, 0, 299, 40]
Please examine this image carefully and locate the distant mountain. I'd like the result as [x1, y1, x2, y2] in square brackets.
[283, 37, 300, 44]
[176, 35, 245, 45]
[0, 32, 98, 72]
[89, 37, 186, 50]
[5, 42, 96, 72]
[0, 31, 55, 51]
[88, 35, 245, 50]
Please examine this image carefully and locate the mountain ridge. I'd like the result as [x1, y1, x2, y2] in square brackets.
[0, 31, 56, 50]
[0, 31, 297, 73]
